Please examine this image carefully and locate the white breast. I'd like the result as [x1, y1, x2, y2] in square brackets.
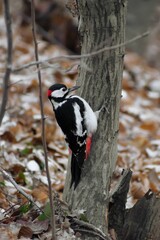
[71, 96, 98, 135]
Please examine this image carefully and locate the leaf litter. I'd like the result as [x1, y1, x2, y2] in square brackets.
[0, 3, 160, 239]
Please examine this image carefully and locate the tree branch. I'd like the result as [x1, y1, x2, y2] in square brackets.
[13, 30, 149, 72]
[31, 1, 56, 239]
[69, 217, 111, 240]
[0, 0, 12, 125]
[0, 166, 43, 214]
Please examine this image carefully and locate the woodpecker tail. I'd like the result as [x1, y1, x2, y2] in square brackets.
[70, 147, 86, 189]
[70, 136, 93, 189]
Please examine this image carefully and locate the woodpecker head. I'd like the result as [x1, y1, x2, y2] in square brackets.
[48, 84, 80, 102]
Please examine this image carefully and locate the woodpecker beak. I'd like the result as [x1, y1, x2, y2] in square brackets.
[68, 86, 80, 93]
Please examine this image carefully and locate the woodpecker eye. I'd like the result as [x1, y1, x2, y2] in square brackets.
[62, 87, 66, 91]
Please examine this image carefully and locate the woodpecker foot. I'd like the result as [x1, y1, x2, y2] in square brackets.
[100, 104, 109, 113]
[97, 96, 112, 116]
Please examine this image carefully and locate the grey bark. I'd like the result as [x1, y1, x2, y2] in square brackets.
[63, 0, 127, 235]
[107, 171, 160, 240]
[122, 190, 160, 240]
[108, 169, 132, 238]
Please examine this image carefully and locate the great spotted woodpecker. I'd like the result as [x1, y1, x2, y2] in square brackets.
[48, 83, 98, 189]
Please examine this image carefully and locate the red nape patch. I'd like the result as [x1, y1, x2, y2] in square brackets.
[47, 89, 52, 97]
[86, 136, 92, 159]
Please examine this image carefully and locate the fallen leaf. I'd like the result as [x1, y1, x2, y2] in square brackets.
[18, 226, 33, 239]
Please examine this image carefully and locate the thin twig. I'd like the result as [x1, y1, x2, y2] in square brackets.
[13, 30, 149, 72]
[31, 1, 56, 240]
[0, 166, 43, 214]
[0, 0, 12, 125]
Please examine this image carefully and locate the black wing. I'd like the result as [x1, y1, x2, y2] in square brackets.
[55, 97, 87, 154]
[55, 97, 87, 189]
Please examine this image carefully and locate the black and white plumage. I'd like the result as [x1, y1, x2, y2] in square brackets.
[48, 83, 98, 189]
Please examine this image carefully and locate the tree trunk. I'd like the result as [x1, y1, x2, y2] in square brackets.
[121, 190, 160, 240]
[108, 171, 160, 240]
[63, 0, 127, 234]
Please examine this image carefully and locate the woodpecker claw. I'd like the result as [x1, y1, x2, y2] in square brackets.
[96, 103, 109, 118]
[97, 98, 110, 115]
[102, 105, 109, 113]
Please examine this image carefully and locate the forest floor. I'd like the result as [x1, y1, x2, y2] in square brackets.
[0, 5, 160, 240]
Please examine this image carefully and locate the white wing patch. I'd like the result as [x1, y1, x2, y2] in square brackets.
[73, 103, 83, 136]
[71, 96, 97, 135]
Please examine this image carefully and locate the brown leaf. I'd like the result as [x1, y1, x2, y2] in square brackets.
[0, 189, 9, 209]
[1, 131, 15, 142]
[131, 135, 149, 149]
[148, 169, 160, 192]
[54, 182, 64, 192]
[32, 187, 48, 204]
[17, 220, 49, 235]
[131, 180, 148, 200]
[9, 164, 25, 175]
[18, 226, 33, 239]
[140, 121, 158, 132]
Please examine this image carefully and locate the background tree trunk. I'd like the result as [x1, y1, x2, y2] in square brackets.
[63, 0, 127, 234]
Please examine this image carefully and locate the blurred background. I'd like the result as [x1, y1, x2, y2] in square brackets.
[0, 0, 160, 238]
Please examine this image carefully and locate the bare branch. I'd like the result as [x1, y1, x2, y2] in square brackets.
[13, 30, 149, 72]
[0, 0, 12, 125]
[69, 217, 111, 240]
[31, 1, 56, 239]
[73, 229, 109, 240]
[0, 166, 43, 214]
